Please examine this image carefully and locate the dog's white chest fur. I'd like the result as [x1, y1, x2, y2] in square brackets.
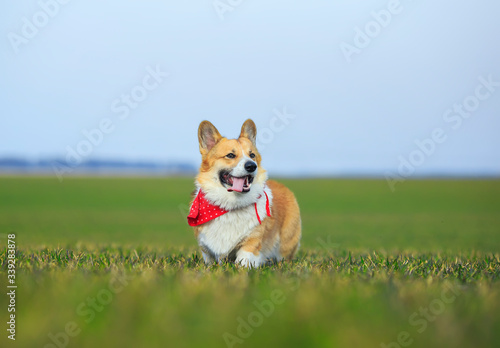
[197, 187, 272, 260]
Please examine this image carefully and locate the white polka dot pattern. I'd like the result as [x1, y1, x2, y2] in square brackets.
[187, 191, 228, 226]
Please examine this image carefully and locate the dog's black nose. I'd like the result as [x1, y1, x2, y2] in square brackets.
[245, 161, 257, 173]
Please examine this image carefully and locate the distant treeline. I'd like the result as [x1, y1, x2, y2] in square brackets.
[0, 158, 197, 175]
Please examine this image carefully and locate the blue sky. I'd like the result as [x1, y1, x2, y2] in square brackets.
[1, 1, 499, 177]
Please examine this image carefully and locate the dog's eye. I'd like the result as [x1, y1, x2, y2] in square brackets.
[249, 153, 256, 159]
[226, 153, 236, 159]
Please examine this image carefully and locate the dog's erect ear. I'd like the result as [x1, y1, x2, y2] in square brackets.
[239, 119, 257, 145]
[198, 121, 222, 154]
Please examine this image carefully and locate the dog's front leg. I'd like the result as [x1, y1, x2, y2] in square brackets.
[236, 235, 264, 268]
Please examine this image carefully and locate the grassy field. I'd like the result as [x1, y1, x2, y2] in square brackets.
[0, 177, 499, 347]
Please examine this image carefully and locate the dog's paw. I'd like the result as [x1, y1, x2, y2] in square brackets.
[236, 250, 263, 269]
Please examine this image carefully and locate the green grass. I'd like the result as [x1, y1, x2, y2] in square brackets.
[1, 177, 499, 347]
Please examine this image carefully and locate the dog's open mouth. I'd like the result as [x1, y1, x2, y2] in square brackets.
[220, 172, 254, 193]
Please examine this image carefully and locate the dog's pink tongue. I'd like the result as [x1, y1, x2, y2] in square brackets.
[231, 177, 245, 192]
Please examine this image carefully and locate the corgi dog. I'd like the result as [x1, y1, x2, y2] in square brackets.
[187, 119, 301, 268]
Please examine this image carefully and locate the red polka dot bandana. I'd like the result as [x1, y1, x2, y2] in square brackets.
[187, 190, 271, 227]
[187, 190, 228, 226]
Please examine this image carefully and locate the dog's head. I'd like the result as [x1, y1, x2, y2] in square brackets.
[195, 119, 267, 210]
